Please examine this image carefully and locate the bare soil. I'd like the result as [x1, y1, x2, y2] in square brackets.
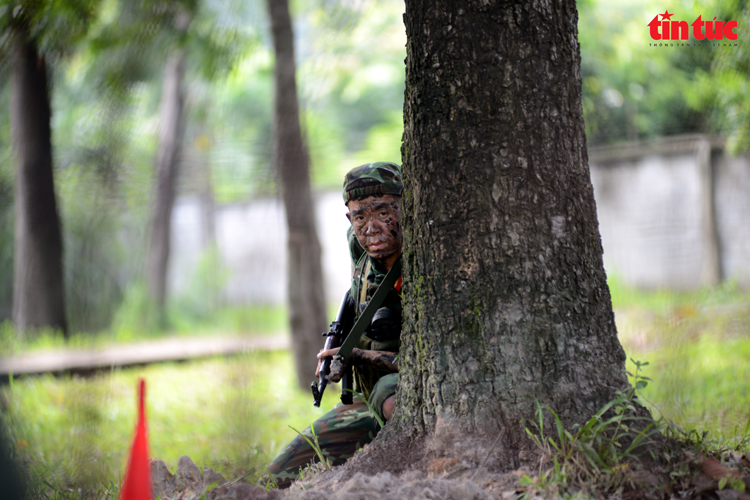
[153, 435, 750, 500]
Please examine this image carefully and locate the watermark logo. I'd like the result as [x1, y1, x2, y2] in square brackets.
[648, 10, 738, 41]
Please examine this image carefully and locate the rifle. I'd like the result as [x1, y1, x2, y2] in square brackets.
[311, 291, 355, 407]
[311, 258, 403, 407]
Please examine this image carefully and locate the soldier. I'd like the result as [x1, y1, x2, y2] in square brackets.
[267, 162, 404, 488]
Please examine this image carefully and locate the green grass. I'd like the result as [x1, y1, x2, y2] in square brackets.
[2, 350, 339, 498]
[3, 275, 750, 498]
[612, 276, 750, 438]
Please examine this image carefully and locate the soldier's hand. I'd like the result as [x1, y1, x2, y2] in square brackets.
[315, 348, 341, 378]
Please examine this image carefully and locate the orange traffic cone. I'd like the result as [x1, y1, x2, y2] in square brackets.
[119, 379, 151, 500]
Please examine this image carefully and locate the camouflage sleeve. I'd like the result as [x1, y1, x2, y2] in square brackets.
[351, 348, 398, 373]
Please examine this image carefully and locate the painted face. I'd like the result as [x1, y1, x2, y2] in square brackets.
[346, 194, 402, 262]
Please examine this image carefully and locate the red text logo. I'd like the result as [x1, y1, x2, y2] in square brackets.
[648, 10, 738, 41]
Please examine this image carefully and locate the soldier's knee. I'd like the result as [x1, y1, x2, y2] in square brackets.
[368, 373, 399, 423]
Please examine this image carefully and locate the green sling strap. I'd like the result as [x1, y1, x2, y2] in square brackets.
[336, 257, 402, 363]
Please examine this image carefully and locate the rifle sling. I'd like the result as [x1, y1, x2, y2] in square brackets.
[336, 258, 402, 362]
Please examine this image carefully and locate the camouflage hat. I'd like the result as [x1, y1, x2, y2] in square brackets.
[342, 162, 403, 204]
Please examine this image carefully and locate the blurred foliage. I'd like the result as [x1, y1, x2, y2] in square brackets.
[579, 0, 750, 148]
[0, 0, 99, 61]
[0, 85, 12, 322]
[688, 0, 750, 153]
[2, 0, 750, 336]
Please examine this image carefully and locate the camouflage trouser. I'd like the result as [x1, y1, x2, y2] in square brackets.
[268, 373, 398, 489]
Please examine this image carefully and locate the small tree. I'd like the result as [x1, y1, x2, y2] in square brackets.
[266, 0, 328, 388]
[146, 6, 191, 320]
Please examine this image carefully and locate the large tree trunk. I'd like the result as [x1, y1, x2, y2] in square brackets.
[266, 0, 328, 389]
[388, 0, 628, 457]
[147, 49, 186, 319]
[10, 33, 68, 337]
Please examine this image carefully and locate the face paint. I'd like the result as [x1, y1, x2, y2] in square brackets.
[346, 194, 402, 263]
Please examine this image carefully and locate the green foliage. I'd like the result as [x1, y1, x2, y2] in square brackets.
[109, 281, 163, 338]
[0, 0, 100, 59]
[306, 108, 348, 188]
[578, 0, 707, 145]
[0, 302, 287, 356]
[521, 360, 658, 498]
[349, 110, 403, 170]
[0, 321, 72, 355]
[661, 417, 750, 461]
[169, 245, 228, 323]
[297, 0, 406, 161]
[57, 167, 128, 334]
[576, 0, 750, 147]
[687, 0, 750, 152]
[0, 132, 13, 323]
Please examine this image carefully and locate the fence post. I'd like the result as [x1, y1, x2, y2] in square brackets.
[698, 138, 722, 286]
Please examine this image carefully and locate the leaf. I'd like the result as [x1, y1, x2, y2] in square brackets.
[343, 388, 385, 427]
[288, 425, 331, 471]
[731, 478, 747, 492]
[719, 477, 728, 490]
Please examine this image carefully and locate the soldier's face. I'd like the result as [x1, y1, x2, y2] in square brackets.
[346, 194, 402, 261]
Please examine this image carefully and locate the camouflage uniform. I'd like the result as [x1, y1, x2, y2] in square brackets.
[268, 162, 403, 488]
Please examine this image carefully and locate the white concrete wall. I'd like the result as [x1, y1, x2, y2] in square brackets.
[590, 153, 705, 289]
[169, 191, 352, 305]
[715, 154, 750, 286]
[169, 147, 750, 304]
[591, 145, 750, 289]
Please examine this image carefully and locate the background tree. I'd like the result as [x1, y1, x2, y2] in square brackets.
[266, 0, 328, 388]
[9, 26, 67, 336]
[382, 0, 629, 461]
[146, 4, 192, 320]
[2, 1, 98, 337]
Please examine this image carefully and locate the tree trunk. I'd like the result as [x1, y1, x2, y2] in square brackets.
[10, 33, 68, 337]
[389, 0, 629, 456]
[266, 0, 328, 389]
[147, 49, 186, 319]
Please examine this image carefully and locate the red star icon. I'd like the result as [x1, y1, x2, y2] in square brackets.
[661, 10, 674, 21]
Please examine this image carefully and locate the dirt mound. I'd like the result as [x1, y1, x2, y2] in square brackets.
[150, 456, 281, 500]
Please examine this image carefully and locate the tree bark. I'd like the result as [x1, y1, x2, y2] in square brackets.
[389, 0, 629, 455]
[266, 0, 328, 389]
[147, 49, 186, 318]
[10, 32, 68, 337]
